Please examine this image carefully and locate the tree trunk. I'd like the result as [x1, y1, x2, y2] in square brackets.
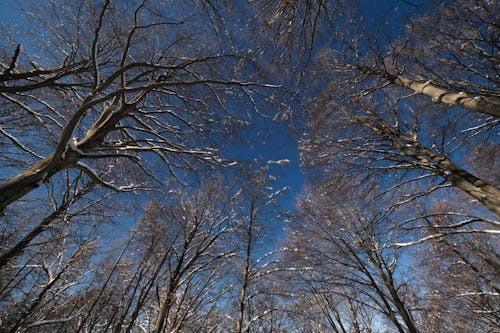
[359, 110, 500, 216]
[237, 214, 254, 333]
[394, 132, 500, 216]
[0, 154, 57, 212]
[0, 200, 69, 269]
[392, 74, 500, 117]
[354, 65, 500, 117]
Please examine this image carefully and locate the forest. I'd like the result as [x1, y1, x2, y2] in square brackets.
[0, 0, 498, 332]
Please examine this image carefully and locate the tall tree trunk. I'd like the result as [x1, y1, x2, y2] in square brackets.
[0, 199, 69, 269]
[393, 130, 500, 215]
[390, 74, 500, 118]
[0, 153, 62, 212]
[153, 289, 175, 333]
[237, 205, 255, 333]
[352, 65, 500, 117]
[359, 109, 500, 216]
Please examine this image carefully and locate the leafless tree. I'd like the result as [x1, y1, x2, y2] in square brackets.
[407, 207, 500, 333]
[295, 3, 499, 326]
[0, 189, 105, 332]
[398, 0, 499, 114]
[3, 178, 237, 333]
[300, 0, 499, 216]
[147, 183, 236, 333]
[1, 0, 498, 331]
[230, 165, 291, 333]
[289, 190, 421, 333]
[0, 0, 279, 321]
[0, 1, 284, 331]
[0, 0, 278, 213]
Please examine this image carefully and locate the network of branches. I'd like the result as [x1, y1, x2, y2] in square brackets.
[0, 0, 498, 332]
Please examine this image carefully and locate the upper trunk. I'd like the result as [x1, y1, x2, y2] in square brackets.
[0, 152, 77, 212]
[359, 111, 500, 216]
[353, 65, 500, 117]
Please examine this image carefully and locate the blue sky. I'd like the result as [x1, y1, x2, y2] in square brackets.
[0, 1, 17, 22]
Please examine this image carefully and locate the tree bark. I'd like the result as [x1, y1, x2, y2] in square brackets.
[0, 152, 76, 212]
[0, 97, 128, 212]
[354, 65, 500, 117]
[394, 132, 500, 216]
[358, 110, 500, 216]
[392, 74, 500, 117]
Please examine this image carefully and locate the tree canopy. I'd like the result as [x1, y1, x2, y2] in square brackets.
[0, 0, 498, 332]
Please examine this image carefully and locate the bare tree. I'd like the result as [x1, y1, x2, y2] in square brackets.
[300, 1, 499, 216]
[1, 0, 497, 331]
[232, 164, 290, 333]
[10, 178, 237, 333]
[0, 1, 283, 332]
[0, 1, 280, 315]
[289, 190, 421, 333]
[403, 207, 500, 333]
[0, 0, 278, 213]
[398, 0, 499, 113]
[148, 182, 236, 333]
[295, 2, 500, 323]
[0, 192, 105, 332]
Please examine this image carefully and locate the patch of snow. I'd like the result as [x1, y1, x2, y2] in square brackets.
[267, 159, 291, 166]
[69, 137, 85, 154]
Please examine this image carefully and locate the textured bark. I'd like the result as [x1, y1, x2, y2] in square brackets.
[152, 289, 175, 333]
[359, 110, 500, 216]
[394, 132, 500, 216]
[0, 152, 77, 212]
[0, 156, 54, 211]
[372, 257, 419, 333]
[354, 65, 500, 117]
[236, 275, 249, 333]
[391, 74, 500, 118]
[236, 223, 252, 333]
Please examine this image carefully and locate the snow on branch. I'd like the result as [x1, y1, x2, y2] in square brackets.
[395, 229, 500, 248]
[75, 161, 138, 192]
[267, 159, 291, 166]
